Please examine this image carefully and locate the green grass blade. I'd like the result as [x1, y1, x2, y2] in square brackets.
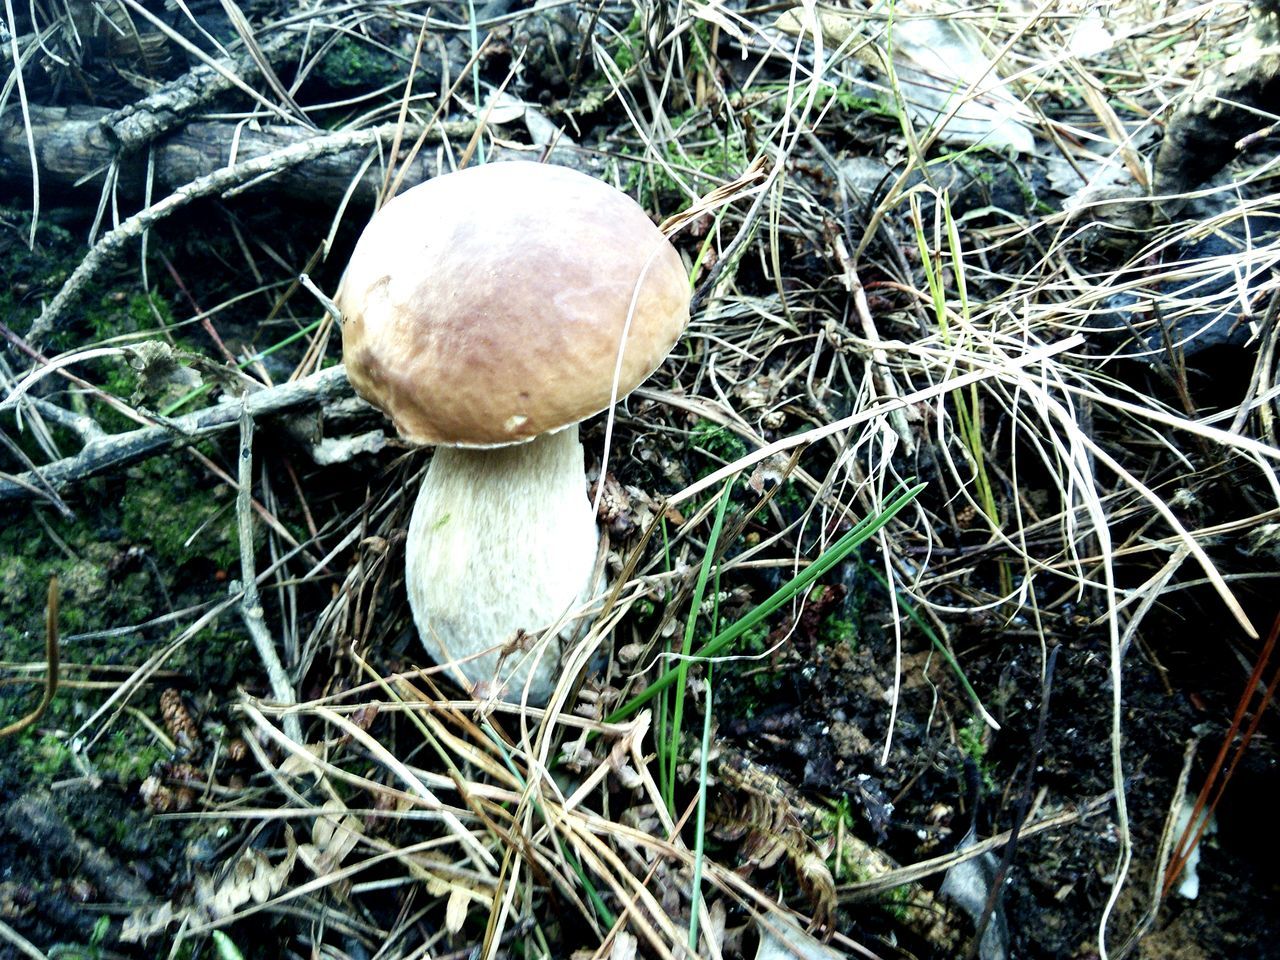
[607, 481, 925, 724]
[212, 931, 246, 960]
[478, 718, 616, 926]
[688, 674, 714, 953]
[664, 484, 731, 812]
[863, 563, 998, 728]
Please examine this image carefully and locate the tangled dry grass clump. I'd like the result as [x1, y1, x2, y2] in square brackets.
[0, 0, 1277, 958]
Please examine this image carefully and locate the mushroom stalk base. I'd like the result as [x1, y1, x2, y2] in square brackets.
[404, 425, 600, 703]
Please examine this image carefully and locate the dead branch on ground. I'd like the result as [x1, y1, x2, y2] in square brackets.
[0, 364, 368, 505]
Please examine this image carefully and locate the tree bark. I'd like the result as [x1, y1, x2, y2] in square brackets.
[0, 104, 466, 209]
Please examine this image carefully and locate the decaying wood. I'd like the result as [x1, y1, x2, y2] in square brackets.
[0, 2, 522, 206]
[1153, 0, 1280, 204]
[100, 29, 306, 152]
[0, 365, 368, 505]
[2, 790, 153, 904]
[22, 117, 480, 344]
[711, 749, 965, 952]
[0, 104, 464, 211]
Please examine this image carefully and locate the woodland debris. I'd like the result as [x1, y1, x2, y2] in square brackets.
[1, 791, 153, 905]
[0, 104, 452, 207]
[0, 364, 367, 505]
[121, 828, 300, 942]
[159, 687, 201, 758]
[101, 29, 306, 152]
[776, 1, 1036, 153]
[1153, 0, 1280, 207]
[309, 430, 387, 465]
[235, 409, 303, 744]
[939, 829, 1011, 960]
[755, 914, 845, 960]
[1169, 799, 1217, 899]
[1091, 213, 1278, 359]
[711, 749, 963, 952]
[23, 119, 475, 345]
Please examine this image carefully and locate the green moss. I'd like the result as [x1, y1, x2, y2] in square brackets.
[81, 290, 152, 343]
[6, 696, 165, 795]
[1, 552, 36, 608]
[26, 732, 73, 779]
[814, 82, 898, 119]
[0, 457, 237, 617]
[817, 793, 851, 829]
[317, 34, 403, 90]
[690, 419, 749, 465]
[0, 214, 81, 340]
[99, 728, 169, 785]
[117, 458, 239, 570]
[739, 620, 769, 652]
[773, 480, 809, 514]
[624, 122, 749, 209]
[126, 290, 172, 329]
[608, 12, 645, 73]
[0, 213, 166, 351]
[877, 881, 915, 922]
[724, 621, 775, 717]
[742, 81, 897, 124]
[959, 715, 996, 791]
[819, 611, 859, 650]
[0, 211, 189, 450]
[0, 453, 245, 769]
[809, 581, 865, 651]
[1010, 168, 1056, 217]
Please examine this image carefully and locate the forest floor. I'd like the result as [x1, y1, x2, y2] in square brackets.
[0, 1, 1277, 958]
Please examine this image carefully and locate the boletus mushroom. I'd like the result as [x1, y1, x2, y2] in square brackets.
[337, 161, 689, 703]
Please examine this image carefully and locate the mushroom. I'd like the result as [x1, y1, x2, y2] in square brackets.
[337, 161, 689, 703]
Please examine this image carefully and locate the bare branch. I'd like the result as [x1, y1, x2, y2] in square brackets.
[236, 408, 303, 744]
[24, 121, 475, 344]
[0, 365, 366, 505]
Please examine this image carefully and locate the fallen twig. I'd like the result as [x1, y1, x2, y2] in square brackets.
[0, 104, 460, 206]
[0, 365, 364, 504]
[100, 29, 306, 152]
[838, 792, 1115, 900]
[25, 121, 471, 344]
[0, 916, 49, 960]
[237, 409, 303, 744]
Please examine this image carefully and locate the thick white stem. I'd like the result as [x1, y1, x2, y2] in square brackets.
[404, 425, 600, 703]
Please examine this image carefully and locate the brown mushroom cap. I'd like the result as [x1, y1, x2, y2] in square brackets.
[338, 162, 690, 447]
